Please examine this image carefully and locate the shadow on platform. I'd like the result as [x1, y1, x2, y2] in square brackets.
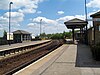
[75, 44, 100, 68]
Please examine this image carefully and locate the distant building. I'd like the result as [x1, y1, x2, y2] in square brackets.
[90, 11, 100, 44]
[31, 34, 35, 41]
[13, 30, 31, 43]
[31, 34, 35, 39]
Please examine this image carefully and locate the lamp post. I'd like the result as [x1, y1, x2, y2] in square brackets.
[40, 19, 42, 37]
[85, 0, 88, 29]
[9, 2, 13, 45]
[85, 0, 88, 44]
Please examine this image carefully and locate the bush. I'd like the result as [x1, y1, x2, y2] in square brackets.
[91, 43, 100, 61]
[0, 39, 8, 45]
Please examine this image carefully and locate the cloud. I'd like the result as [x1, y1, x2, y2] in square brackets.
[57, 15, 85, 22]
[0, 24, 3, 30]
[57, 14, 94, 28]
[0, 11, 24, 33]
[28, 23, 38, 27]
[27, 15, 86, 35]
[18, 9, 36, 14]
[3, 12, 24, 24]
[0, 16, 8, 25]
[28, 17, 58, 35]
[57, 11, 64, 15]
[0, 12, 24, 27]
[27, 23, 41, 35]
[0, 0, 46, 35]
[0, 0, 45, 14]
[87, 0, 100, 8]
[32, 17, 58, 25]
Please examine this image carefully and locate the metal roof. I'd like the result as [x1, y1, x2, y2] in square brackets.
[90, 11, 100, 17]
[13, 30, 31, 34]
[64, 18, 87, 29]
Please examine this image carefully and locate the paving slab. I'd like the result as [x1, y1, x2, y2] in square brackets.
[41, 44, 81, 75]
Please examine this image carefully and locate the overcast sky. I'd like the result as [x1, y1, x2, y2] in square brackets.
[0, 0, 100, 36]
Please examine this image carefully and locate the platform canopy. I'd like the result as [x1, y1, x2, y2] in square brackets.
[64, 18, 88, 43]
[64, 18, 87, 29]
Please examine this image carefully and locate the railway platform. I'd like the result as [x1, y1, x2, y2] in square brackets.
[14, 44, 100, 75]
[0, 40, 50, 51]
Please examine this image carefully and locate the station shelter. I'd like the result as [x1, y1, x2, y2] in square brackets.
[64, 18, 88, 44]
[13, 30, 31, 43]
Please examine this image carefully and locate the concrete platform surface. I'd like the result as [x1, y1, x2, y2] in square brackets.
[14, 44, 100, 75]
[0, 40, 50, 51]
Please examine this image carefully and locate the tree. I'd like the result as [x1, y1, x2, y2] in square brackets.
[3, 30, 7, 40]
[40, 33, 46, 37]
[37, 31, 72, 40]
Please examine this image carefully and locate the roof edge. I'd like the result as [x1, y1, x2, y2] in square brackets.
[90, 11, 100, 17]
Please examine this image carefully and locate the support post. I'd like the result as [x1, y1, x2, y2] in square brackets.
[93, 21, 95, 44]
[72, 28, 75, 43]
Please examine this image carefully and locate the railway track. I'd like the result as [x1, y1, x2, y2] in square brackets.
[0, 39, 65, 75]
[0, 40, 51, 57]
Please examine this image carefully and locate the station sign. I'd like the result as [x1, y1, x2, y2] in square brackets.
[93, 18, 100, 21]
[87, 18, 100, 21]
[7, 33, 13, 40]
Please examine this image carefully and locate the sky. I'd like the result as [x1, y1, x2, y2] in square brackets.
[0, 0, 100, 37]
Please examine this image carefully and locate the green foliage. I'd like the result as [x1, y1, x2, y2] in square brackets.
[62, 31, 72, 39]
[38, 31, 72, 40]
[0, 37, 7, 45]
[35, 36, 41, 40]
[3, 30, 7, 40]
[50, 33, 63, 39]
[40, 33, 46, 38]
[0, 30, 7, 45]
[46, 34, 52, 39]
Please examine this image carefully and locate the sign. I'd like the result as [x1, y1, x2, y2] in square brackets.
[87, 18, 100, 21]
[7, 33, 13, 40]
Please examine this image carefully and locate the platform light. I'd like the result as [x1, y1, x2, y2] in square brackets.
[8, 2, 13, 45]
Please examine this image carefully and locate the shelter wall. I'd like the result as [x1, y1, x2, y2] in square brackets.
[88, 28, 94, 45]
[93, 19, 100, 44]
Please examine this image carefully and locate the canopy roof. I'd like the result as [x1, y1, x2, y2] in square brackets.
[13, 30, 31, 34]
[90, 11, 100, 17]
[64, 18, 87, 29]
